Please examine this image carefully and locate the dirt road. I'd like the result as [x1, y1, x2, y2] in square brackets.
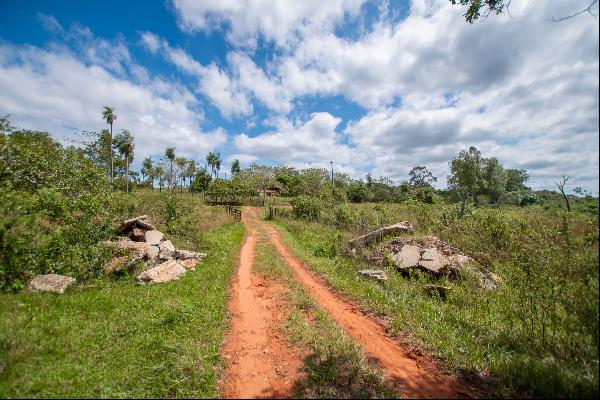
[222, 207, 477, 399]
[220, 209, 303, 398]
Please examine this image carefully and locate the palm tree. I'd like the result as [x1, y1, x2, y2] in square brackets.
[165, 147, 175, 191]
[141, 157, 153, 187]
[102, 106, 117, 184]
[207, 151, 222, 180]
[114, 129, 135, 193]
[186, 159, 197, 194]
[154, 165, 165, 192]
[175, 156, 187, 194]
[206, 152, 216, 180]
[231, 159, 240, 178]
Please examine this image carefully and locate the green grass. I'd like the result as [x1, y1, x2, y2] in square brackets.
[0, 213, 244, 398]
[270, 204, 599, 399]
[252, 225, 398, 398]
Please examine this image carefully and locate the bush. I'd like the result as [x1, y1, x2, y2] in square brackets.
[291, 195, 322, 220]
[0, 130, 113, 291]
[334, 204, 353, 228]
[414, 186, 435, 204]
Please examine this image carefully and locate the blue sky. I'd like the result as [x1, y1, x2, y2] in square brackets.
[0, 0, 598, 192]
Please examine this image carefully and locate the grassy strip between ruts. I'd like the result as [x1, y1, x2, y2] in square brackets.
[270, 218, 599, 399]
[252, 224, 398, 398]
[0, 222, 244, 398]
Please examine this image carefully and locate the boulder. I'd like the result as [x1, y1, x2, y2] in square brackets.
[145, 230, 164, 245]
[392, 245, 421, 270]
[175, 249, 207, 260]
[348, 221, 413, 252]
[129, 227, 146, 242]
[116, 240, 151, 258]
[418, 248, 450, 274]
[358, 269, 388, 282]
[158, 240, 176, 260]
[28, 274, 75, 293]
[180, 258, 198, 270]
[147, 245, 160, 261]
[117, 215, 156, 234]
[137, 260, 187, 284]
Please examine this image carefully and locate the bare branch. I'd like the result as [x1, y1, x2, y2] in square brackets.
[553, 0, 598, 22]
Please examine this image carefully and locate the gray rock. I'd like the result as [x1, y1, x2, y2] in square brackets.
[117, 215, 156, 234]
[28, 274, 75, 293]
[392, 245, 421, 270]
[158, 240, 175, 260]
[137, 259, 187, 284]
[145, 230, 164, 245]
[418, 248, 449, 274]
[147, 245, 160, 261]
[358, 269, 388, 282]
[348, 221, 413, 252]
[175, 249, 207, 260]
[116, 240, 151, 258]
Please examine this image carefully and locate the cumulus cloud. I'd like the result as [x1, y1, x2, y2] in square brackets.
[0, 38, 226, 162]
[222, 0, 599, 191]
[233, 112, 365, 174]
[170, 0, 364, 49]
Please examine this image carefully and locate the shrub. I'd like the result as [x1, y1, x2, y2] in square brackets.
[0, 130, 113, 291]
[334, 204, 354, 229]
[291, 195, 322, 220]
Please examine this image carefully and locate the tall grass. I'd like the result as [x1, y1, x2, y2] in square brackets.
[272, 202, 599, 398]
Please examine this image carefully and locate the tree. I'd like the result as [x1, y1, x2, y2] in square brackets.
[409, 165, 437, 188]
[451, 0, 598, 23]
[447, 146, 483, 217]
[206, 151, 222, 179]
[231, 159, 241, 177]
[450, 0, 506, 23]
[154, 164, 165, 192]
[191, 166, 211, 197]
[101, 106, 117, 184]
[141, 157, 153, 187]
[505, 168, 529, 192]
[185, 159, 197, 194]
[1, 114, 14, 136]
[555, 176, 572, 212]
[482, 157, 507, 204]
[113, 129, 134, 193]
[175, 156, 187, 194]
[165, 147, 175, 191]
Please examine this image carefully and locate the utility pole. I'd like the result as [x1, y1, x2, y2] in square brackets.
[330, 160, 334, 197]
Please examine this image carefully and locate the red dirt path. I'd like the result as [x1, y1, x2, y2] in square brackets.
[220, 210, 304, 399]
[252, 208, 479, 399]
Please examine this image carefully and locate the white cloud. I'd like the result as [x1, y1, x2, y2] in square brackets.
[0, 40, 226, 163]
[140, 32, 253, 118]
[170, 0, 365, 49]
[223, 0, 599, 191]
[233, 112, 364, 173]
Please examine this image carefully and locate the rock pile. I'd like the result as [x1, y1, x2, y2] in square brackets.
[382, 236, 501, 289]
[106, 215, 206, 284]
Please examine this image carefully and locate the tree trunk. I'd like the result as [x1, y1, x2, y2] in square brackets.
[560, 190, 571, 212]
[110, 123, 114, 190]
[125, 153, 129, 193]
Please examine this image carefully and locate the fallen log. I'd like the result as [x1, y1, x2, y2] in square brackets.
[347, 221, 413, 253]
